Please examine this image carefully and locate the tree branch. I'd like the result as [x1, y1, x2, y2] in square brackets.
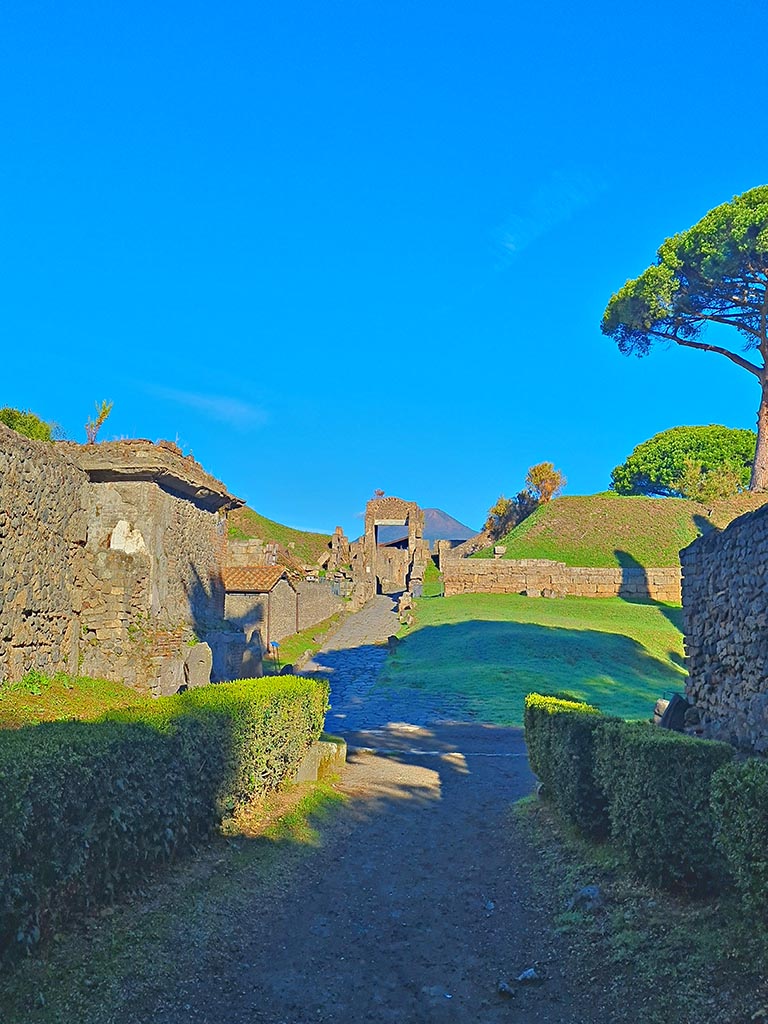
[649, 329, 763, 375]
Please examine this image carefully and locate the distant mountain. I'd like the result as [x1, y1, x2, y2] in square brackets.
[376, 508, 478, 546]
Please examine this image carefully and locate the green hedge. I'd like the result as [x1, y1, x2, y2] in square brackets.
[711, 758, 768, 917]
[523, 693, 609, 837]
[0, 676, 328, 960]
[595, 721, 733, 891]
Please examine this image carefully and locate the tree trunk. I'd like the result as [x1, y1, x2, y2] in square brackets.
[750, 375, 768, 490]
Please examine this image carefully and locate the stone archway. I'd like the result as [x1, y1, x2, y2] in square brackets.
[351, 496, 429, 605]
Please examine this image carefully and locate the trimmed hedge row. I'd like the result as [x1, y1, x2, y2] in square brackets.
[711, 759, 768, 918]
[523, 694, 610, 838]
[524, 693, 734, 892]
[0, 675, 328, 959]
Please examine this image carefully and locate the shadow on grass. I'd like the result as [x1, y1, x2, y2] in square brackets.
[614, 549, 683, 635]
[299, 616, 684, 728]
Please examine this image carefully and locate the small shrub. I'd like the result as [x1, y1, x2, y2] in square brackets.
[523, 693, 609, 837]
[0, 675, 328, 960]
[711, 758, 768, 917]
[595, 721, 733, 891]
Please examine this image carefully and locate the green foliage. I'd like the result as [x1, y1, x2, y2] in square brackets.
[601, 186, 768, 489]
[0, 407, 54, 441]
[473, 491, 768, 566]
[711, 758, 768, 917]
[85, 399, 113, 444]
[523, 693, 610, 837]
[610, 425, 755, 497]
[594, 721, 733, 891]
[0, 676, 328, 960]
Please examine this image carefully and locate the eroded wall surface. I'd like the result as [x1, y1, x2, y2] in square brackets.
[682, 506, 768, 751]
[0, 426, 87, 681]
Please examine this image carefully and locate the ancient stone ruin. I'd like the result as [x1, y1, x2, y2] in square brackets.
[682, 504, 768, 752]
[348, 496, 430, 606]
[0, 428, 342, 695]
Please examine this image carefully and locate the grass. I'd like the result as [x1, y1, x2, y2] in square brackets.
[516, 797, 768, 1023]
[423, 557, 443, 597]
[379, 593, 685, 724]
[262, 610, 345, 674]
[227, 505, 331, 565]
[0, 780, 347, 1024]
[0, 672, 148, 729]
[473, 492, 768, 567]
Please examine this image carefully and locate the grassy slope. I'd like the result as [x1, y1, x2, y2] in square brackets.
[228, 506, 331, 565]
[0, 674, 148, 729]
[474, 492, 768, 567]
[380, 593, 685, 724]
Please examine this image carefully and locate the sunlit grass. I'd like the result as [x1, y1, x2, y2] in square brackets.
[379, 593, 685, 724]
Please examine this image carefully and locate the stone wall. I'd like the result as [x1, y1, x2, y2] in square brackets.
[0, 426, 87, 682]
[441, 556, 681, 602]
[682, 505, 768, 751]
[0, 430, 254, 693]
[296, 580, 344, 630]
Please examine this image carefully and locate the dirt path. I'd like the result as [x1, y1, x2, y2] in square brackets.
[124, 600, 596, 1024]
[139, 724, 591, 1024]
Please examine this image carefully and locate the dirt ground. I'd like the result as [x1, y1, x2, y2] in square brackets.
[116, 722, 596, 1024]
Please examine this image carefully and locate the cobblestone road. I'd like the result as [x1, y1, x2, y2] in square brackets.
[302, 595, 478, 736]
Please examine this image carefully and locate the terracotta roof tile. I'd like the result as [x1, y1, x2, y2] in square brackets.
[221, 565, 289, 593]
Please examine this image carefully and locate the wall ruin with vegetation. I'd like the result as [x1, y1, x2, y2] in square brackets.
[682, 505, 768, 751]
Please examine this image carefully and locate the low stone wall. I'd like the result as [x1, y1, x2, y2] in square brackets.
[297, 580, 344, 631]
[682, 505, 768, 752]
[442, 557, 681, 602]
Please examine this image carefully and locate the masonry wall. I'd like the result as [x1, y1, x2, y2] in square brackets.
[77, 478, 231, 691]
[0, 428, 251, 692]
[682, 506, 768, 752]
[0, 427, 87, 682]
[296, 580, 344, 630]
[442, 557, 681, 602]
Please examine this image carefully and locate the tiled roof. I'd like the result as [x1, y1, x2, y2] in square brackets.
[221, 565, 290, 593]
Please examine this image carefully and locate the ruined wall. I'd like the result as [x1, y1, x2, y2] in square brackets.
[0, 427, 87, 682]
[0, 429, 252, 692]
[225, 577, 305, 650]
[682, 506, 768, 751]
[77, 478, 231, 691]
[296, 580, 344, 630]
[442, 557, 681, 602]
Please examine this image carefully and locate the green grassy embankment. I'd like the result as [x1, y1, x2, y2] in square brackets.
[473, 492, 768, 567]
[228, 506, 331, 565]
[381, 593, 685, 723]
[0, 672, 148, 729]
[263, 611, 346, 674]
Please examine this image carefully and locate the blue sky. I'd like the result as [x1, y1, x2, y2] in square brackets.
[2, 0, 766, 538]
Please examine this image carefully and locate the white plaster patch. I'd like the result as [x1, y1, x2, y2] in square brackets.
[110, 519, 147, 555]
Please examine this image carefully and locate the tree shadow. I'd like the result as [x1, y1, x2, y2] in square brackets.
[300, 616, 685, 731]
[614, 549, 682, 634]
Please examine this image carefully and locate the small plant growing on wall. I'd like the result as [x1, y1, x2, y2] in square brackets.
[85, 400, 113, 444]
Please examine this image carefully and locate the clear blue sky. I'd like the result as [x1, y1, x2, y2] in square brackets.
[3, 0, 766, 538]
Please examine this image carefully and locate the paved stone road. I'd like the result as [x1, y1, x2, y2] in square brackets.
[302, 595, 478, 737]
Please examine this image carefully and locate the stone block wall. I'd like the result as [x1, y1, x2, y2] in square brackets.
[441, 557, 681, 602]
[296, 580, 344, 630]
[0, 426, 87, 682]
[0, 429, 251, 692]
[682, 505, 768, 751]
